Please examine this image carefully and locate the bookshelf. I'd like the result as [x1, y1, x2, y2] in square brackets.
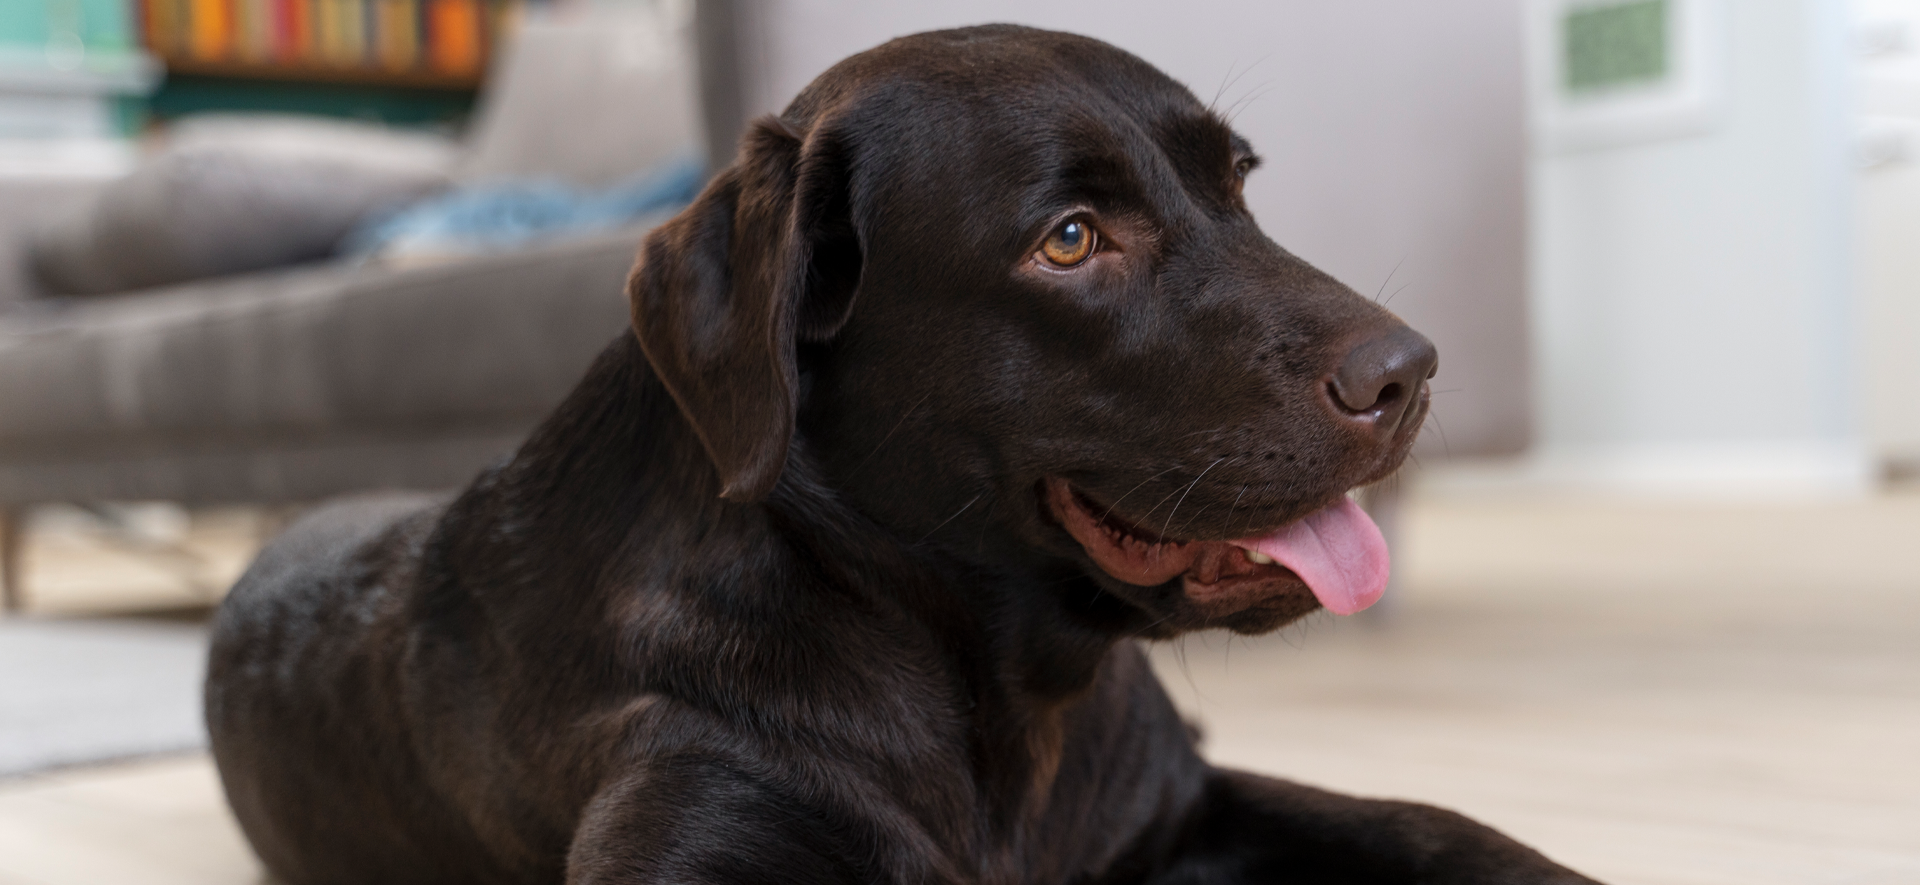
[139, 0, 526, 89]
[155, 56, 482, 90]
[136, 0, 532, 125]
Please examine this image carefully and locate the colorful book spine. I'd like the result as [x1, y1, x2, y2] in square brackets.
[427, 0, 482, 75]
[188, 0, 235, 61]
[374, 0, 420, 71]
[342, 0, 368, 65]
[315, 0, 352, 65]
[311, 0, 334, 63]
[235, 0, 273, 61]
[280, 0, 312, 63]
[139, 0, 182, 56]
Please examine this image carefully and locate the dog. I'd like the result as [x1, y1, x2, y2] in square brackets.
[206, 24, 1599, 885]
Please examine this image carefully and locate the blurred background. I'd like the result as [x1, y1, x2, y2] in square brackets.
[0, 1, 1914, 883]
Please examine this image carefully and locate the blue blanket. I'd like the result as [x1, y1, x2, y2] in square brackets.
[343, 157, 705, 256]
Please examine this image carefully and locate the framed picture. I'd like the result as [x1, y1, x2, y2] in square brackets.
[1526, 0, 1728, 153]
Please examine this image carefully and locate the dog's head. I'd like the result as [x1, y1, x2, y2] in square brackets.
[630, 25, 1435, 637]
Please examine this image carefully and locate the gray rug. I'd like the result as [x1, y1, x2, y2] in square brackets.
[0, 616, 210, 777]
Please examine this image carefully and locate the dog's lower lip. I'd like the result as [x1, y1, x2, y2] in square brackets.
[1047, 477, 1392, 618]
[1045, 478, 1301, 589]
[1070, 486, 1178, 547]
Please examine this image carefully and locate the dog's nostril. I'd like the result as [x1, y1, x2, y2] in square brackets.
[1328, 379, 1380, 413]
[1327, 325, 1438, 416]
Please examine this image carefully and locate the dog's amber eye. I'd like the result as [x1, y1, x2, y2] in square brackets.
[1041, 220, 1096, 267]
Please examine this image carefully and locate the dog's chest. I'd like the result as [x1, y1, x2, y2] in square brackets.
[811, 657, 1204, 884]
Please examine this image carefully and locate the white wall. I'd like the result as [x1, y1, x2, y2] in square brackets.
[733, 0, 1533, 457]
[1528, 0, 1865, 494]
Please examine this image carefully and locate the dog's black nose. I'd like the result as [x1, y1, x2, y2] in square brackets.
[1327, 325, 1437, 437]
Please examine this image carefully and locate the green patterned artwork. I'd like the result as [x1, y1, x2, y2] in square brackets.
[1564, 0, 1669, 94]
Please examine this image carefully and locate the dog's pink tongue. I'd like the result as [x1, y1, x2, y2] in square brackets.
[1232, 498, 1389, 615]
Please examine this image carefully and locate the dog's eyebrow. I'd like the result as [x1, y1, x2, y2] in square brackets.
[1229, 134, 1259, 168]
[1060, 150, 1151, 207]
[1011, 118, 1168, 233]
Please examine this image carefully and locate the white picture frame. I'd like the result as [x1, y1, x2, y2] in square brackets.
[1526, 0, 1728, 154]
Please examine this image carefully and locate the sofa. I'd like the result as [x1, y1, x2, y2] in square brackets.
[0, 4, 711, 610]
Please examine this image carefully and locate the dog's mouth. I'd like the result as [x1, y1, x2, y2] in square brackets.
[1041, 477, 1388, 617]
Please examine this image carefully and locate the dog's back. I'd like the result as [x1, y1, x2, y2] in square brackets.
[206, 493, 504, 884]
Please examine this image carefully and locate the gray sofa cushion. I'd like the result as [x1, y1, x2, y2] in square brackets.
[0, 227, 645, 479]
[0, 176, 107, 303]
[28, 115, 458, 296]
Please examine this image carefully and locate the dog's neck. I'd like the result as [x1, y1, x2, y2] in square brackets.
[433, 332, 1127, 741]
[421, 334, 1140, 837]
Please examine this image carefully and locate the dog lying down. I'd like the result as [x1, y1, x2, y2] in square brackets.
[206, 25, 1601, 885]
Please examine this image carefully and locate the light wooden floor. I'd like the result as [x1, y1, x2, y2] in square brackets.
[1153, 491, 1920, 885]
[1, 490, 1916, 885]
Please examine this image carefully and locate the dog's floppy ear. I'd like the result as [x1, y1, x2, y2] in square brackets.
[628, 116, 860, 502]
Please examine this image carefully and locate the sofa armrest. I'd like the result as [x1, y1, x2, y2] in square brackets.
[0, 224, 652, 505]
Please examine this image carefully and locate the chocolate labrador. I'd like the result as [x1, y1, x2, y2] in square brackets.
[206, 24, 1599, 885]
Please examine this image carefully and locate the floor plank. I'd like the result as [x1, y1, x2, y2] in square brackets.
[0, 756, 262, 885]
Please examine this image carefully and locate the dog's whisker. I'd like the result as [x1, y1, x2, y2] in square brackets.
[847, 389, 936, 478]
[1424, 407, 1452, 459]
[1233, 481, 1275, 537]
[1100, 463, 1189, 523]
[1208, 56, 1267, 117]
[914, 492, 985, 546]
[1172, 456, 1248, 538]
[1208, 60, 1240, 113]
[974, 492, 998, 555]
[1224, 84, 1264, 120]
[1224, 83, 1276, 125]
[1137, 481, 1194, 527]
[1162, 458, 1227, 538]
[1373, 256, 1405, 304]
[1137, 606, 1185, 636]
[1382, 281, 1413, 308]
[1222, 483, 1249, 536]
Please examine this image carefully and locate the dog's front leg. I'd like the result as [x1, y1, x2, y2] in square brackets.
[564, 762, 874, 885]
[1147, 768, 1602, 885]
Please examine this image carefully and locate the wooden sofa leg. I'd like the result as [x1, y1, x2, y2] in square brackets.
[0, 507, 22, 615]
